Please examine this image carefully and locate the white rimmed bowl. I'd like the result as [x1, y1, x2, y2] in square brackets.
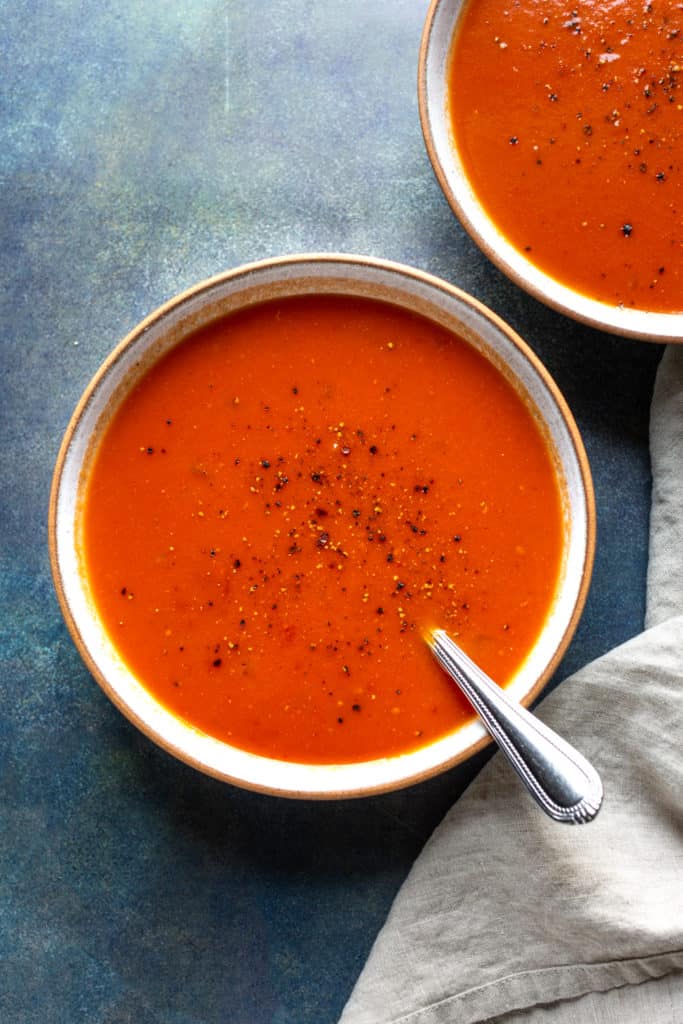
[419, 0, 683, 343]
[49, 253, 595, 798]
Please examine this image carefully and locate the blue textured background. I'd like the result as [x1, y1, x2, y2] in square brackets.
[1, 2, 662, 1022]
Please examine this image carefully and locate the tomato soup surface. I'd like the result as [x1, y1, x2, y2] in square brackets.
[83, 295, 564, 764]
[449, 0, 683, 312]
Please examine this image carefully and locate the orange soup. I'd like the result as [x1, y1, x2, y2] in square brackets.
[449, 0, 683, 312]
[83, 295, 564, 763]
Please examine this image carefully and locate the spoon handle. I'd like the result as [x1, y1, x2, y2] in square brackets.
[428, 630, 603, 824]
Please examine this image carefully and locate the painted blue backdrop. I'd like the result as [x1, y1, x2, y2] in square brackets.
[1, 3, 661, 1022]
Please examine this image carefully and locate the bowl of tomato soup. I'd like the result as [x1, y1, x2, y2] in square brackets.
[419, 0, 683, 341]
[49, 254, 594, 797]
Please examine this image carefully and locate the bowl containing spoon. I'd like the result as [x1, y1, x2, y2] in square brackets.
[49, 254, 595, 797]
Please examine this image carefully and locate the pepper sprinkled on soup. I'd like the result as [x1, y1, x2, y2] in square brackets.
[83, 295, 564, 763]
[449, 0, 682, 312]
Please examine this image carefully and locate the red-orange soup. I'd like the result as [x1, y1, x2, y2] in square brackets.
[83, 295, 564, 763]
[449, 0, 683, 312]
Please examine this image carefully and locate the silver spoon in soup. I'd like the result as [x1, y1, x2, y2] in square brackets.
[426, 629, 603, 824]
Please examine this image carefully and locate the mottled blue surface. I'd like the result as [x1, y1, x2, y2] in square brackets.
[0, 2, 662, 1022]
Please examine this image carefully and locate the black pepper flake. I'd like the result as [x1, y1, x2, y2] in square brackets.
[369, 445, 378, 455]
[351, 704, 361, 712]
[395, 581, 406, 591]
[453, 534, 462, 543]
[233, 559, 241, 569]
[145, 447, 154, 455]
[261, 459, 271, 469]
[377, 607, 384, 615]
[621, 223, 633, 237]
[212, 658, 222, 668]
[509, 135, 519, 145]
[387, 553, 394, 563]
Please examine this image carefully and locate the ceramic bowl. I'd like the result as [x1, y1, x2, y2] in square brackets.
[49, 254, 595, 798]
[419, 0, 683, 343]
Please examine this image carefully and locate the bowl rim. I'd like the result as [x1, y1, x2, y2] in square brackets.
[418, 0, 683, 344]
[48, 252, 596, 798]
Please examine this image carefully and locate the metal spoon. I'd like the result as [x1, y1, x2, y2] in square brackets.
[426, 629, 603, 824]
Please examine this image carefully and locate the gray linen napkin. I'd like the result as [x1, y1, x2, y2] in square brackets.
[340, 346, 683, 1024]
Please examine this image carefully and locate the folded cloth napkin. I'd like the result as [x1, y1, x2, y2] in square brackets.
[340, 346, 683, 1024]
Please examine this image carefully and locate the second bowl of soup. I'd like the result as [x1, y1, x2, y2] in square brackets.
[419, 0, 683, 341]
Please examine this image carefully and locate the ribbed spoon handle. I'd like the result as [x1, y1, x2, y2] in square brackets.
[427, 629, 603, 824]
